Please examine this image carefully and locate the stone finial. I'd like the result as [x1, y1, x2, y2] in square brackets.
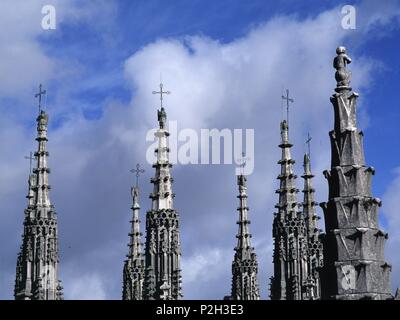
[280, 120, 289, 144]
[157, 107, 167, 129]
[280, 119, 288, 132]
[37, 110, 48, 125]
[237, 174, 247, 188]
[334, 46, 352, 91]
[131, 186, 140, 208]
[303, 153, 311, 174]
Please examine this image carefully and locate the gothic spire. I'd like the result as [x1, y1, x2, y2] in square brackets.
[276, 120, 298, 214]
[302, 154, 319, 241]
[14, 106, 63, 300]
[144, 84, 182, 300]
[230, 174, 260, 300]
[301, 153, 323, 300]
[270, 120, 309, 300]
[122, 185, 145, 300]
[320, 47, 393, 300]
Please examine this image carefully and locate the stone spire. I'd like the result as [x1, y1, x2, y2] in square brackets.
[230, 174, 260, 300]
[270, 120, 309, 300]
[144, 85, 182, 300]
[301, 153, 323, 300]
[122, 186, 145, 300]
[320, 47, 393, 300]
[14, 110, 63, 300]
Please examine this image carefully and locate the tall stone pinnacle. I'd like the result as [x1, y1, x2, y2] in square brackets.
[14, 110, 63, 300]
[122, 187, 145, 300]
[301, 153, 323, 300]
[144, 101, 182, 300]
[270, 120, 309, 300]
[320, 47, 393, 300]
[230, 174, 260, 300]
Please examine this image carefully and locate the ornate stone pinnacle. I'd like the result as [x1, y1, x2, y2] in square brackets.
[230, 174, 260, 300]
[271, 120, 309, 300]
[320, 47, 393, 300]
[15, 107, 62, 300]
[144, 104, 182, 300]
[122, 185, 145, 300]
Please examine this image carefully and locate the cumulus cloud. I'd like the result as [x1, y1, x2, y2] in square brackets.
[0, 0, 54, 98]
[66, 273, 107, 300]
[181, 247, 232, 299]
[1, 0, 400, 300]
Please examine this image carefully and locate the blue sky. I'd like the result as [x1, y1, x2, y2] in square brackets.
[40, 0, 400, 196]
[0, 0, 399, 299]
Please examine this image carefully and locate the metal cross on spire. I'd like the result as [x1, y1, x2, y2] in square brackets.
[34, 84, 47, 114]
[130, 163, 145, 188]
[305, 132, 312, 171]
[306, 132, 312, 159]
[281, 89, 294, 126]
[152, 83, 171, 108]
[24, 151, 35, 174]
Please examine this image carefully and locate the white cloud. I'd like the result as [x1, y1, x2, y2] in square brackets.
[66, 273, 107, 300]
[182, 247, 231, 284]
[0, 0, 53, 97]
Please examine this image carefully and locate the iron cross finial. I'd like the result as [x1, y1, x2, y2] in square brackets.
[130, 163, 145, 188]
[306, 132, 312, 158]
[281, 89, 294, 126]
[35, 84, 47, 114]
[152, 83, 171, 108]
[24, 151, 35, 174]
[305, 132, 313, 171]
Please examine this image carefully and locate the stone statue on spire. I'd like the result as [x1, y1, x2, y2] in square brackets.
[333, 46, 352, 90]
[157, 107, 167, 129]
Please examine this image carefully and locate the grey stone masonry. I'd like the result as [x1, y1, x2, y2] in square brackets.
[143, 106, 182, 300]
[14, 111, 63, 300]
[122, 187, 145, 300]
[230, 174, 260, 300]
[301, 154, 324, 300]
[270, 120, 309, 300]
[320, 47, 393, 300]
